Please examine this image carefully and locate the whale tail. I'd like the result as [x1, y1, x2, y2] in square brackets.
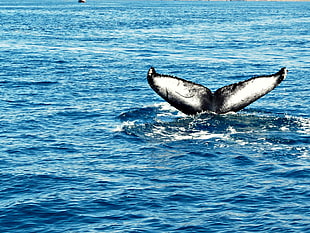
[147, 67, 288, 115]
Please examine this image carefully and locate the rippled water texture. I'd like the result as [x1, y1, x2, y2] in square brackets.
[0, 0, 309, 232]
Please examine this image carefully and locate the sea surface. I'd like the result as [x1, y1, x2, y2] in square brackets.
[0, 0, 309, 232]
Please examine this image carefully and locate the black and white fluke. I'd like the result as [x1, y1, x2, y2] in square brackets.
[147, 67, 288, 115]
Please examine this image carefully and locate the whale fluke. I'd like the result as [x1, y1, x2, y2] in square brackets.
[147, 67, 288, 115]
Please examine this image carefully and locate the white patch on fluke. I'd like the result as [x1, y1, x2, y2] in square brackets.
[224, 77, 278, 109]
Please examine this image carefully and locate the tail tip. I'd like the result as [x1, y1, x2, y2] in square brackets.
[281, 67, 288, 74]
[148, 67, 156, 77]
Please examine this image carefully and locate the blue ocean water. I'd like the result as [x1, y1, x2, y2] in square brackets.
[0, 0, 309, 232]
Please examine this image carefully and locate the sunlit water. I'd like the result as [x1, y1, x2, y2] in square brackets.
[0, 0, 309, 232]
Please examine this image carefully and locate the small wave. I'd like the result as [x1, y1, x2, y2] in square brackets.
[1, 80, 58, 87]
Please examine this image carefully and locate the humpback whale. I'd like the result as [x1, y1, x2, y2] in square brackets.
[147, 67, 288, 115]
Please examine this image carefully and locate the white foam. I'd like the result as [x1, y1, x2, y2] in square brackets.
[113, 121, 136, 132]
[297, 117, 310, 134]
